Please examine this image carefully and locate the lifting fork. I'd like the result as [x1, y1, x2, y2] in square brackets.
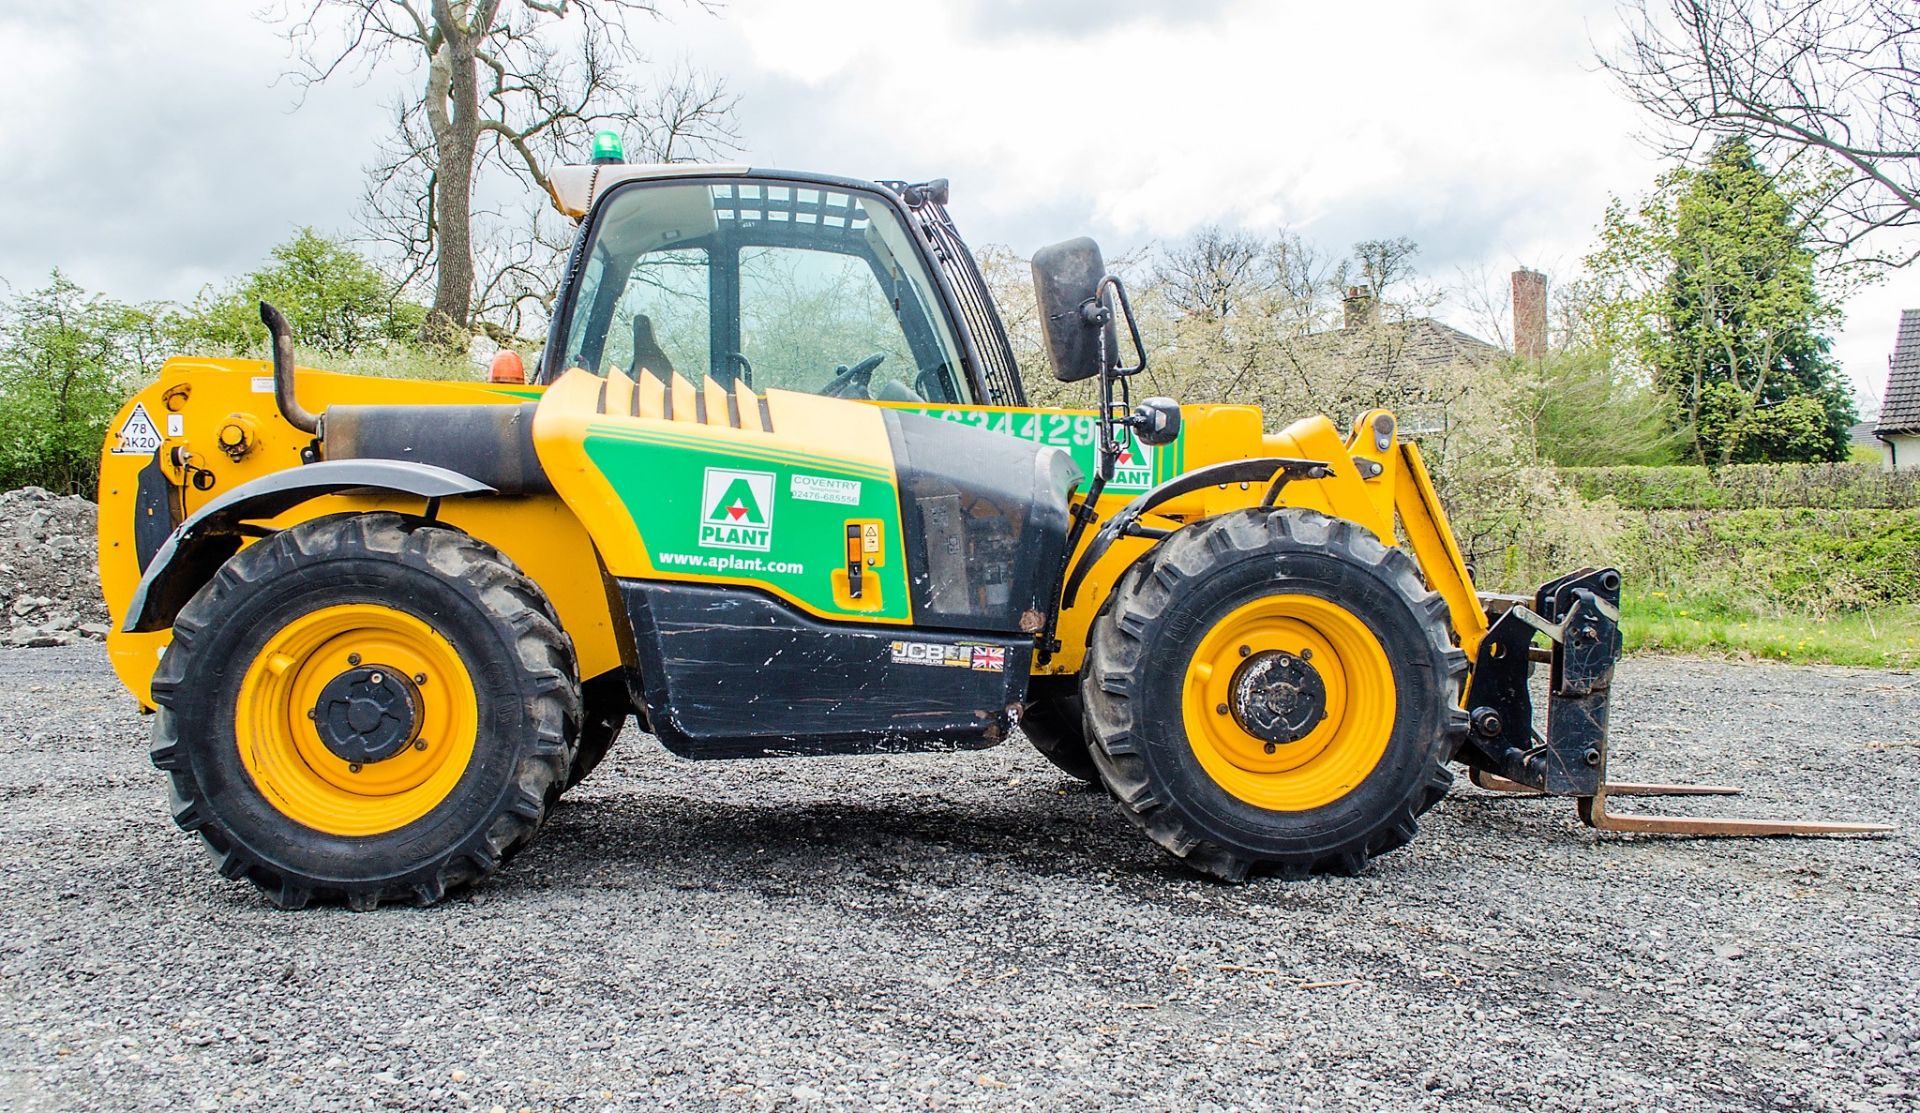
[1458, 569, 1893, 839]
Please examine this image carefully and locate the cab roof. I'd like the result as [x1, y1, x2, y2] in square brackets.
[549, 162, 923, 221]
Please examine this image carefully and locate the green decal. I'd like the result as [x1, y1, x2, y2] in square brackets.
[583, 424, 908, 621]
[896, 405, 1185, 494]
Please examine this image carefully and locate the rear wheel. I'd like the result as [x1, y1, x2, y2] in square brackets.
[148, 513, 579, 909]
[1021, 677, 1097, 783]
[1082, 509, 1467, 881]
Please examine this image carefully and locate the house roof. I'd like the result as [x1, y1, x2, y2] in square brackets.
[1292, 316, 1506, 384]
[1878, 309, 1920, 435]
[1398, 318, 1507, 369]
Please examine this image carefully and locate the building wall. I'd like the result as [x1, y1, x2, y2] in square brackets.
[1883, 433, 1920, 470]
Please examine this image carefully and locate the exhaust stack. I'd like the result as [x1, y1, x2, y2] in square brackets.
[259, 302, 320, 435]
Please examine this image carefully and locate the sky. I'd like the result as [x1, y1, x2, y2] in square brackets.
[0, 0, 1911, 413]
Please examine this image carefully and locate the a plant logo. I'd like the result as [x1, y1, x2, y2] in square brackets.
[699, 468, 775, 551]
[1112, 434, 1154, 488]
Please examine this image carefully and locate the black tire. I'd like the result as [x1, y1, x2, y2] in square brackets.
[1082, 508, 1468, 881]
[1021, 676, 1098, 782]
[564, 672, 631, 790]
[148, 513, 580, 910]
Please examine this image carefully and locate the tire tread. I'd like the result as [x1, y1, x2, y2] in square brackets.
[148, 512, 579, 909]
[1081, 508, 1468, 881]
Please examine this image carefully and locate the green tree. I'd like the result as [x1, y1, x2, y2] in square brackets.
[1504, 347, 1685, 467]
[1586, 141, 1855, 463]
[0, 271, 164, 494]
[180, 228, 421, 356]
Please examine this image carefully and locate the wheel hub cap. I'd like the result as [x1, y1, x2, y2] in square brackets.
[312, 665, 422, 765]
[1229, 650, 1328, 746]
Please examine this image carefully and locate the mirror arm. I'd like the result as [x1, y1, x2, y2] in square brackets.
[1095, 275, 1147, 376]
[1082, 275, 1149, 482]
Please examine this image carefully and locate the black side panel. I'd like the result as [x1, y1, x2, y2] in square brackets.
[323, 404, 551, 495]
[623, 581, 1032, 759]
[884, 409, 1080, 634]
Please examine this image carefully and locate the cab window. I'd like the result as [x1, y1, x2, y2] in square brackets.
[558, 180, 969, 404]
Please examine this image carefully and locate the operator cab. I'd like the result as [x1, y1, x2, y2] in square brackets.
[545, 167, 995, 406]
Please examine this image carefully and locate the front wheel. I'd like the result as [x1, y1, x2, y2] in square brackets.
[148, 513, 580, 909]
[1082, 509, 1467, 881]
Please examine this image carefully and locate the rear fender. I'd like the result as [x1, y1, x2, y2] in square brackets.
[121, 460, 492, 634]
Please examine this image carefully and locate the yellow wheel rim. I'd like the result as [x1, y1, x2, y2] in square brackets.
[1181, 593, 1395, 811]
[235, 604, 478, 837]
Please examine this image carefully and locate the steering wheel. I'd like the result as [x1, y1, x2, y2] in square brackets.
[821, 352, 888, 399]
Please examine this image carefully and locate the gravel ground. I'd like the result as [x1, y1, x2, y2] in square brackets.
[0, 644, 1915, 1112]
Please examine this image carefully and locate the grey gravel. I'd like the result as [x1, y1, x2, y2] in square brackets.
[0, 643, 1915, 1111]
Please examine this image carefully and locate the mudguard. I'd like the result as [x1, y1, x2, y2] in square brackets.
[121, 460, 493, 634]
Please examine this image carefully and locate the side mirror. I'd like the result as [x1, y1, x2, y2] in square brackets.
[1031, 237, 1120, 383]
[1129, 397, 1181, 446]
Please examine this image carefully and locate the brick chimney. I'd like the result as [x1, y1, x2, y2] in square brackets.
[1343, 285, 1378, 330]
[1511, 268, 1548, 362]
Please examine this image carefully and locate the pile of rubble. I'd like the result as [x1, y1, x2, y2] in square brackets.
[0, 488, 111, 648]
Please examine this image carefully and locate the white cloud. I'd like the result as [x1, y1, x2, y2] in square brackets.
[0, 0, 1909, 399]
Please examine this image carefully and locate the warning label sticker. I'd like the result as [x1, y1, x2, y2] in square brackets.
[111, 403, 163, 456]
[889, 640, 1006, 672]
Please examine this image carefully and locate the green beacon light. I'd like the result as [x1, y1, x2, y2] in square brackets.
[590, 130, 625, 165]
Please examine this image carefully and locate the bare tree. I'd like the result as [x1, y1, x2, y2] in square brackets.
[1601, 0, 1920, 267]
[1266, 230, 1333, 323]
[274, 1, 737, 345]
[1337, 237, 1421, 305]
[1154, 226, 1268, 319]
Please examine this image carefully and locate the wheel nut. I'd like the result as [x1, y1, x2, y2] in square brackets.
[348, 763, 362, 774]
[1263, 742, 1277, 755]
[1238, 645, 1251, 657]
[1300, 648, 1312, 660]
[347, 653, 361, 666]
[414, 673, 427, 685]
[1216, 703, 1229, 716]
[413, 739, 428, 751]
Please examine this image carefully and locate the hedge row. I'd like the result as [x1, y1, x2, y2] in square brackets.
[1621, 507, 1920, 611]
[1561, 463, 1920, 510]
[1456, 489, 1920, 613]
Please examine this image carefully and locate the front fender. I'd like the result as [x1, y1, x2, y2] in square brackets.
[121, 460, 493, 634]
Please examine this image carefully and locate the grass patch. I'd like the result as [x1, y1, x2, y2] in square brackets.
[1621, 594, 1920, 668]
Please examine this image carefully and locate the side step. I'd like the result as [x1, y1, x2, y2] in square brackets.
[1457, 568, 1893, 838]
